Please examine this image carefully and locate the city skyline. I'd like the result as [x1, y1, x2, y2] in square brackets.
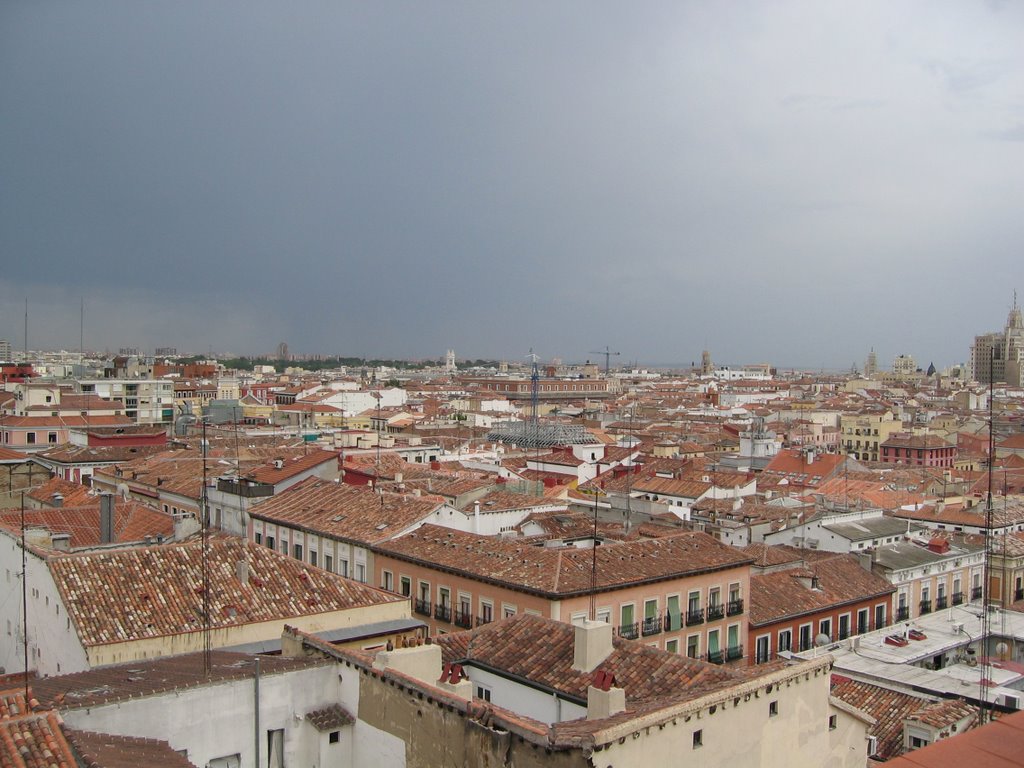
[2, 1, 1023, 367]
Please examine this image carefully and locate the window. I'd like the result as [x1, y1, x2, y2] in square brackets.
[480, 601, 493, 624]
[255, 532, 262, 545]
[400, 576, 411, 597]
[267, 729, 284, 768]
[293, 543, 303, 560]
[382, 570, 393, 591]
[666, 639, 679, 653]
[687, 634, 699, 658]
[503, 604, 516, 618]
[769, 700, 778, 717]
[476, 685, 491, 702]
[666, 595, 681, 631]
[208, 755, 241, 768]
[26, 432, 36, 444]
[48, 432, 58, 443]
[309, 550, 318, 567]
[756, 635, 770, 664]
[329, 731, 340, 744]
[355, 563, 365, 582]
[799, 623, 812, 651]
[819, 618, 832, 641]
[340, 559, 349, 578]
[325, 554, 333, 573]
[829, 715, 837, 730]
[693, 729, 703, 748]
[778, 629, 792, 653]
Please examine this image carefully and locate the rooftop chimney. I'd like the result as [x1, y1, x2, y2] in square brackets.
[51, 493, 63, 508]
[99, 493, 115, 544]
[236, 559, 249, 585]
[572, 619, 613, 674]
[587, 676, 626, 720]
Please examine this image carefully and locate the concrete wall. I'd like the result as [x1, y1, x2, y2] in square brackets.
[61, 664, 340, 768]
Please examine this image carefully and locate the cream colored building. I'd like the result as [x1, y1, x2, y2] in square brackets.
[840, 410, 904, 463]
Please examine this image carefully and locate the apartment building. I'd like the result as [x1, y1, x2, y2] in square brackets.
[840, 410, 904, 463]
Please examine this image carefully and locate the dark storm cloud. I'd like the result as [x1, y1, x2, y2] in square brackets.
[1, 1, 1022, 368]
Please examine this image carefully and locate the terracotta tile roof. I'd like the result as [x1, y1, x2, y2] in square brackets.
[250, 478, 444, 546]
[27, 477, 93, 507]
[47, 538, 405, 648]
[632, 476, 711, 499]
[376, 524, 753, 597]
[0, 708, 77, 768]
[0, 415, 133, 429]
[305, 704, 355, 731]
[830, 676, 929, 760]
[0, 446, 31, 462]
[244, 449, 339, 485]
[882, 708, 1024, 768]
[907, 697, 977, 729]
[881, 433, 955, 450]
[748, 553, 895, 626]
[436, 613, 743, 705]
[465, 490, 559, 513]
[63, 729, 197, 768]
[739, 543, 805, 569]
[34, 443, 168, 465]
[0, 501, 174, 549]
[31, 651, 325, 710]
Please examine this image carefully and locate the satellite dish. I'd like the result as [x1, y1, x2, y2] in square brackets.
[815, 633, 832, 648]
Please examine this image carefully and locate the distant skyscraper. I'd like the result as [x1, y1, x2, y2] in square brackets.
[0, 339, 10, 362]
[445, 349, 456, 374]
[970, 293, 1024, 385]
[276, 342, 289, 361]
[864, 348, 877, 377]
[892, 354, 916, 377]
[700, 349, 713, 376]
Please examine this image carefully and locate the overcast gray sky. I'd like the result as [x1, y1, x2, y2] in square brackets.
[2, 1, 1022, 369]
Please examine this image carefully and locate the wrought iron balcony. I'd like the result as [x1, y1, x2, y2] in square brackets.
[641, 616, 663, 636]
[952, 592, 965, 606]
[726, 598, 744, 616]
[919, 599, 932, 615]
[686, 608, 705, 626]
[453, 608, 473, 629]
[618, 621, 639, 640]
[475, 614, 493, 628]
[434, 603, 452, 622]
[664, 612, 683, 632]
[726, 645, 744, 661]
[707, 650, 724, 664]
[706, 604, 725, 621]
[935, 596, 948, 610]
[896, 606, 910, 622]
[972, 585, 983, 600]
[413, 598, 432, 617]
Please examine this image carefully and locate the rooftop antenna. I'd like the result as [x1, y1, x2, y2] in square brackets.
[201, 418, 212, 675]
[589, 481, 600, 621]
[526, 349, 541, 497]
[978, 353, 995, 726]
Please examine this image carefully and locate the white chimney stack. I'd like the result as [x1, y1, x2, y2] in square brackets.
[572, 619, 613, 674]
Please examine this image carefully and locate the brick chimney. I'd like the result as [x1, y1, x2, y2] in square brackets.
[99, 493, 115, 544]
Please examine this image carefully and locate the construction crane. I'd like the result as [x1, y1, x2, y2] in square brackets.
[589, 346, 621, 377]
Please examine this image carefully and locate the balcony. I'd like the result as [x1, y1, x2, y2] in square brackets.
[857, 622, 868, 635]
[618, 622, 639, 640]
[641, 616, 663, 637]
[952, 592, 965, 606]
[453, 608, 473, 629]
[686, 608, 705, 626]
[919, 599, 932, 616]
[413, 598, 432, 617]
[434, 603, 452, 623]
[664, 612, 683, 632]
[706, 604, 725, 621]
[475, 615, 493, 628]
[972, 586, 983, 600]
[726, 598, 744, 617]
[726, 645, 744, 662]
[707, 650, 724, 664]
[935, 596, 948, 610]
[896, 606, 910, 622]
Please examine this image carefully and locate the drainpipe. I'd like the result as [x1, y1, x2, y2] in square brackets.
[254, 657, 261, 767]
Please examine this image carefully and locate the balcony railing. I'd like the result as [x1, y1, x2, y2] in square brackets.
[972, 586, 983, 600]
[434, 603, 452, 622]
[935, 596, 948, 610]
[799, 637, 813, 652]
[414, 598, 432, 617]
[952, 592, 965, 606]
[641, 616, 663, 636]
[707, 650, 724, 664]
[919, 599, 932, 615]
[726, 598, 744, 616]
[896, 606, 910, 622]
[857, 621, 868, 635]
[686, 608, 705, 626]
[726, 645, 744, 661]
[618, 622, 639, 640]
[707, 604, 725, 621]
[453, 608, 473, 629]
[838, 627, 850, 641]
[664, 611, 683, 632]
[476, 614, 493, 628]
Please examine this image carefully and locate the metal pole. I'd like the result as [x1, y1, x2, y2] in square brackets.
[254, 657, 261, 768]
[21, 491, 29, 701]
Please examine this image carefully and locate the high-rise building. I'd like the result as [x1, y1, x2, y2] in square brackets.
[0, 339, 11, 362]
[970, 295, 1024, 385]
[892, 354, 916, 377]
[864, 348, 878, 377]
[444, 349, 456, 374]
